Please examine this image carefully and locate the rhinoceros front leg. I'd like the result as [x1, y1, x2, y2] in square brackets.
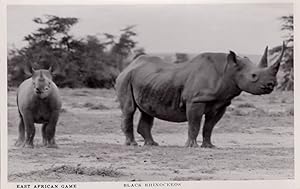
[201, 106, 227, 148]
[15, 117, 25, 147]
[185, 102, 205, 148]
[42, 110, 59, 148]
[137, 111, 158, 146]
[23, 112, 35, 148]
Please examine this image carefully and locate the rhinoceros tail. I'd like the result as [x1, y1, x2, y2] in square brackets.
[16, 90, 22, 117]
[16, 90, 19, 111]
[129, 82, 137, 108]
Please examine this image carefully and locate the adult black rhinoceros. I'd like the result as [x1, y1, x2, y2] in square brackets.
[15, 66, 62, 148]
[115, 43, 286, 148]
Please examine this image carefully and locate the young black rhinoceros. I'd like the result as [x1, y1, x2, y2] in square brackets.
[115, 42, 286, 148]
[15, 66, 62, 148]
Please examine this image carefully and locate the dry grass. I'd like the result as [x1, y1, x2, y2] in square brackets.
[50, 165, 123, 177]
[70, 102, 110, 110]
[70, 90, 94, 97]
[10, 164, 123, 178]
[249, 108, 268, 117]
[237, 103, 256, 108]
[83, 102, 109, 110]
[233, 96, 245, 101]
[230, 109, 248, 116]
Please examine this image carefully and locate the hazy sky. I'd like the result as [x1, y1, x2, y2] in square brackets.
[7, 4, 293, 54]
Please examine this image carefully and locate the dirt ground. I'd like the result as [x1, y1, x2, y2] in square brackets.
[7, 88, 294, 182]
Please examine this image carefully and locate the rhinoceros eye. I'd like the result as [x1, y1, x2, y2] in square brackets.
[251, 73, 259, 82]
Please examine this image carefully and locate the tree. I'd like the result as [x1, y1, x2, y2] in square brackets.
[8, 15, 80, 86]
[8, 15, 111, 88]
[79, 35, 119, 88]
[270, 15, 293, 91]
[8, 15, 141, 88]
[110, 25, 138, 71]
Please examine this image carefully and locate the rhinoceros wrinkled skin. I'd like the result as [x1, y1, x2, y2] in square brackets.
[15, 67, 62, 148]
[116, 42, 286, 148]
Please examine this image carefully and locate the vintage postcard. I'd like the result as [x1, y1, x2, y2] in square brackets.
[1, 0, 298, 189]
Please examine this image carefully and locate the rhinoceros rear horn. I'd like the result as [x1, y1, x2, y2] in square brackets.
[269, 41, 286, 75]
[258, 46, 268, 68]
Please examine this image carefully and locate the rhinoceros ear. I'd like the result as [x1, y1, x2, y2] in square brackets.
[227, 50, 238, 65]
[23, 63, 34, 77]
[258, 46, 268, 68]
[48, 65, 60, 76]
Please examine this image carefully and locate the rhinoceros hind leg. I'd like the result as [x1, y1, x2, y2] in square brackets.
[119, 82, 139, 146]
[121, 108, 137, 146]
[122, 112, 138, 146]
[15, 118, 25, 147]
[137, 111, 158, 146]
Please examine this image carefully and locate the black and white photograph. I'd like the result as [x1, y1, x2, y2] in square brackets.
[1, 1, 297, 188]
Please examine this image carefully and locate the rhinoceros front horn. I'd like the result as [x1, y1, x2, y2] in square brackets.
[258, 46, 268, 68]
[269, 41, 286, 75]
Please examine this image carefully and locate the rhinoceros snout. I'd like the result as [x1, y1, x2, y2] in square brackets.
[35, 88, 42, 94]
[35, 87, 48, 96]
[266, 81, 276, 89]
[260, 84, 275, 94]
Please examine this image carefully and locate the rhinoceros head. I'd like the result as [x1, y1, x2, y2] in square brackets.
[25, 66, 59, 99]
[228, 42, 286, 95]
